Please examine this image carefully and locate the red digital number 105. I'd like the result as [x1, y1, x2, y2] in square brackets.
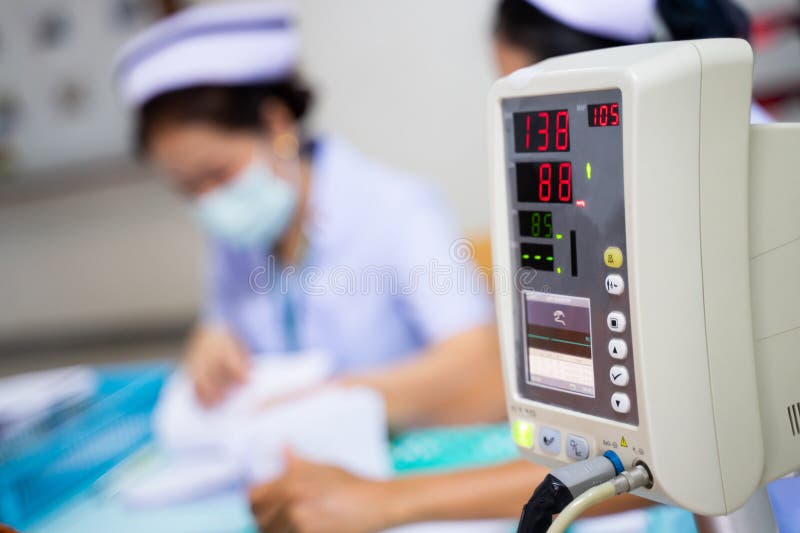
[590, 103, 620, 127]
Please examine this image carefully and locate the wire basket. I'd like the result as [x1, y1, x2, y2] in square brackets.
[0, 365, 167, 529]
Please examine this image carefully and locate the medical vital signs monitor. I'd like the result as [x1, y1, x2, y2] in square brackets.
[490, 39, 799, 517]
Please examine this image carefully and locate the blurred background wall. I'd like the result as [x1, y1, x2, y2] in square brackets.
[0, 0, 798, 372]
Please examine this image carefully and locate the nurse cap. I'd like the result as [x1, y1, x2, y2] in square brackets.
[525, 0, 657, 43]
[115, 1, 299, 107]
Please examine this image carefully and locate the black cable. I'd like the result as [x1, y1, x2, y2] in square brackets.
[516, 473, 575, 533]
[515, 452, 623, 533]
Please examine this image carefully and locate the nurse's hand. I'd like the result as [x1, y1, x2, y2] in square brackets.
[185, 325, 250, 407]
[249, 451, 394, 533]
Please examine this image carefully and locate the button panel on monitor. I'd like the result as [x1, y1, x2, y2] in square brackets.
[609, 365, 629, 386]
[608, 339, 628, 359]
[605, 274, 625, 295]
[611, 392, 631, 413]
[566, 434, 591, 461]
[604, 246, 624, 268]
[539, 427, 562, 455]
[607, 311, 627, 333]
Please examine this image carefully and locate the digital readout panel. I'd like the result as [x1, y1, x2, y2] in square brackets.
[502, 89, 638, 425]
[518, 211, 553, 239]
[587, 103, 620, 127]
[513, 110, 570, 152]
[516, 162, 573, 204]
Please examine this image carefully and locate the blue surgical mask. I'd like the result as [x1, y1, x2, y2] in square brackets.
[193, 154, 297, 249]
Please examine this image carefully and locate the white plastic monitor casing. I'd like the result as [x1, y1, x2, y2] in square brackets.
[748, 124, 800, 486]
[489, 39, 799, 516]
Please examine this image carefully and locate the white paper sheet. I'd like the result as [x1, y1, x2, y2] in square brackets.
[152, 351, 334, 453]
[242, 386, 392, 482]
[121, 452, 244, 508]
[0, 366, 97, 435]
[122, 352, 391, 508]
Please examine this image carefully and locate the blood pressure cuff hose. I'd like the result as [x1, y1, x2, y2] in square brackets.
[516, 452, 623, 533]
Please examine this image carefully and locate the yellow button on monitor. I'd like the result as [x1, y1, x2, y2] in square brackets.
[512, 420, 534, 449]
[604, 246, 624, 268]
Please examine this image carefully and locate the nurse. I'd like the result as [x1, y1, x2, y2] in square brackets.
[115, 0, 501, 426]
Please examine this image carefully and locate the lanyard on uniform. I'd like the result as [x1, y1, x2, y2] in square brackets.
[282, 277, 300, 352]
[271, 134, 316, 353]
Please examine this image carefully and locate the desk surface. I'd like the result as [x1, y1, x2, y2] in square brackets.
[27, 424, 526, 533]
[16, 364, 799, 533]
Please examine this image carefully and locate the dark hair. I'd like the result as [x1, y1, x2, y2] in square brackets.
[494, 0, 751, 61]
[135, 77, 313, 155]
[493, 0, 628, 61]
[657, 0, 750, 41]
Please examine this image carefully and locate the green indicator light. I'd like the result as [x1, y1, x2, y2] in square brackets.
[522, 254, 530, 259]
[512, 420, 533, 449]
[586, 162, 592, 180]
[557, 267, 562, 274]
[546, 256, 554, 261]
[556, 233, 563, 240]
[534, 255, 542, 260]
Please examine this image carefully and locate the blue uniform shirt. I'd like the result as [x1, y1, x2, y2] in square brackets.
[202, 137, 495, 373]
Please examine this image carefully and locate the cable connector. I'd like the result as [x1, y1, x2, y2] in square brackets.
[516, 453, 654, 533]
[516, 452, 623, 533]
[546, 462, 653, 533]
[612, 463, 652, 495]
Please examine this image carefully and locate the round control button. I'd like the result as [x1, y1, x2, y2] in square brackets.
[611, 392, 631, 414]
[607, 311, 627, 333]
[605, 274, 625, 295]
[566, 434, 590, 461]
[539, 427, 562, 455]
[608, 339, 628, 360]
[603, 247, 624, 268]
[609, 365, 629, 386]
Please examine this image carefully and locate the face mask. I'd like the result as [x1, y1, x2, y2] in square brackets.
[193, 154, 297, 249]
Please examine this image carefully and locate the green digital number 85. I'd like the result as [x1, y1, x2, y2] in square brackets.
[530, 212, 553, 238]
